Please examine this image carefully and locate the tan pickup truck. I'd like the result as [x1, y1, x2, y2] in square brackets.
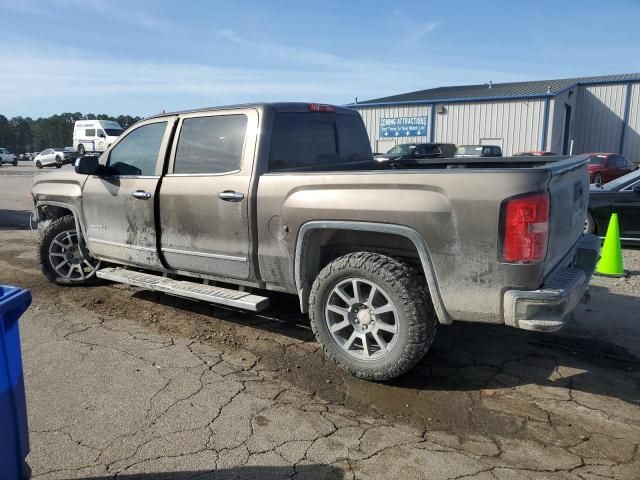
[32, 102, 600, 380]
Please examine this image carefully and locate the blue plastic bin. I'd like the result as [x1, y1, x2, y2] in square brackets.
[0, 286, 32, 480]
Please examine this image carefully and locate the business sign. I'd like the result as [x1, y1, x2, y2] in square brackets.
[379, 116, 428, 138]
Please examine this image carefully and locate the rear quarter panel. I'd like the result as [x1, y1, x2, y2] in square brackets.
[257, 168, 552, 323]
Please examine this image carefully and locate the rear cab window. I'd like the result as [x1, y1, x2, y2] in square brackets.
[268, 112, 372, 171]
[173, 115, 247, 174]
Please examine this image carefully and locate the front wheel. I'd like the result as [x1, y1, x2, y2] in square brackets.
[309, 252, 437, 381]
[39, 215, 100, 285]
[35, 160, 43, 169]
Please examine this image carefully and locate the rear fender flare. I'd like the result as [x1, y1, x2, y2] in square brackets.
[294, 220, 451, 324]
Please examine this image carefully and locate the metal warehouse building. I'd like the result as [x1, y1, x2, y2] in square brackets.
[350, 73, 640, 161]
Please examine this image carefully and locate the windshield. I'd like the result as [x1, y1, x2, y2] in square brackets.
[387, 144, 416, 155]
[457, 146, 483, 155]
[588, 155, 606, 165]
[105, 128, 123, 136]
[601, 170, 640, 190]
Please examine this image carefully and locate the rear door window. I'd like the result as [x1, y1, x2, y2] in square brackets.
[85, 129, 96, 137]
[269, 113, 372, 171]
[173, 115, 247, 174]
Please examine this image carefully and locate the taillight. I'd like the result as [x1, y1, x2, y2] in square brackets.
[500, 192, 550, 263]
[308, 103, 336, 112]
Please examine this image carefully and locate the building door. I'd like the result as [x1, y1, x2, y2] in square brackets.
[376, 139, 395, 155]
[562, 104, 572, 155]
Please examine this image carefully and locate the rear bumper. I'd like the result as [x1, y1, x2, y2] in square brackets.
[503, 234, 600, 332]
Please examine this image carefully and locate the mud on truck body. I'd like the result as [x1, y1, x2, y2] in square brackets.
[32, 103, 600, 380]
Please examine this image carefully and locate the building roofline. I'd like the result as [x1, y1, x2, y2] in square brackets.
[346, 92, 555, 108]
[348, 76, 640, 108]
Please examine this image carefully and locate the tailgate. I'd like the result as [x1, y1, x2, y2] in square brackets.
[544, 156, 590, 274]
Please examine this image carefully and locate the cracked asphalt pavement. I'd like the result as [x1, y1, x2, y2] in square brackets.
[1, 165, 639, 479]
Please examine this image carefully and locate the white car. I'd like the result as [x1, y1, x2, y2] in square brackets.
[33, 148, 71, 169]
[0, 147, 17, 165]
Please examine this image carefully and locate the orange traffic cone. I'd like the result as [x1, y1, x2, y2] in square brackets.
[595, 213, 624, 277]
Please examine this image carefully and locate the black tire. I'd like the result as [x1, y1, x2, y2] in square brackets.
[584, 211, 596, 235]
[12, 160, 17, 166]
[39, 215, 100, 285]
[309, 252, 437, 381]
[593, 172, 603, 185]
[77, 144, 85, 155]
[36, 160, 43, 169]
[55, 156, 62, 168]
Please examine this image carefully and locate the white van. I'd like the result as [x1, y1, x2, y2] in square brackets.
[73, 120, 124, 154]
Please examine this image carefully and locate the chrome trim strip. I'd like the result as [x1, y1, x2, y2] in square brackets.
[88, 238, 157, 252]
[164, 170, 241, 177]
[161, 247, 247, 262]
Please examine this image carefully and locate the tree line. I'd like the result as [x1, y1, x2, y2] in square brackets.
[0, 113, 142, 153]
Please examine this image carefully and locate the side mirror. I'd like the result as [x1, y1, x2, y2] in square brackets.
[75, 156, 100, 175]
[98, 133, 106, 138]
[632, 184, 640, 193]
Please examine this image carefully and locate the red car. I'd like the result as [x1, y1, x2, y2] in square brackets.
[587, 153, 637, 184]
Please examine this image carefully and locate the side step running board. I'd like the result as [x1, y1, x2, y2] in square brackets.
[96, 267, 270, 312]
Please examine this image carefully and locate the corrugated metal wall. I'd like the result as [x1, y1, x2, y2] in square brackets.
[573, 84, 627, 154]
[623, 83, 640, 162]
[354, 81, 640, 160]
[353, 104, 430, 152]
[433, 99, 544, 155]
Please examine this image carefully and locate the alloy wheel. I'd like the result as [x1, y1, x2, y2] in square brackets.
[324, 278, 399, 361]
[48, 229, 99, 281]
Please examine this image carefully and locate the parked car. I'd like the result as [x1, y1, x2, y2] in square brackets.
[514, 151, 557, 157]
[33, 148, 75, 169]
[374, 143, 457, 166]
[586, 153, 637, 184]
[455, 145, 502, 158]
[73, 120, 123, 154]
[585, 169, 640, 244]
[0, 147, 17, 165]
[32, 102, 598, 381]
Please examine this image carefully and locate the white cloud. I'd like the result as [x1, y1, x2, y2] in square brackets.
[0, 43, 532, 117]
[215, 29, 366, 71]
[0, 0, 179, 33]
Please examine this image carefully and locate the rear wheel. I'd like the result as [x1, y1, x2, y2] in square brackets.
[39, 215, 100, 285]
[55, 156, 62, 168]
[309, 252, 437, 381]
[593, 172, 603, 185]
[584, 211, 596, 235]
[77, 144, 85, 155]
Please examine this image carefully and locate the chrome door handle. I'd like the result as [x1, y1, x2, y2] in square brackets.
[218, 190, 244, 202]
[131, 190, 152, 200]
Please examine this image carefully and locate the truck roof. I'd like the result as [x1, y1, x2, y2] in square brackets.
[145, 102, 358, 119]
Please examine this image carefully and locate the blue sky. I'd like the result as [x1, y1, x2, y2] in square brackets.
[1, 0, 639, 118]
